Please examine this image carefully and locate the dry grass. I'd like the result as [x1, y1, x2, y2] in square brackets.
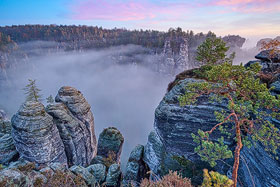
[140, 171, 192, 187]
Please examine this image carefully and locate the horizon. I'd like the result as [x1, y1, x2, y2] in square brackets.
[1, 0, 279, 47]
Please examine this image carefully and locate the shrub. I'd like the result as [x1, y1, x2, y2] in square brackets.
[140, 171, 192, 187]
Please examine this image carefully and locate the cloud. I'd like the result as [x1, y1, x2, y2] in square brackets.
[70, 0, 191, 21]
[211, 0, 280, 13]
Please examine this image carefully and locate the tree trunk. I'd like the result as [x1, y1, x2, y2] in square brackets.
[232, 122, 243, 187]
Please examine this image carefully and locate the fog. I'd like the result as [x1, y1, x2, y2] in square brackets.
[0, 44, 172, 167]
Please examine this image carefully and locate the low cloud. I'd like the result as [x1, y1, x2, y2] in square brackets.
[0, 43, 172, 167]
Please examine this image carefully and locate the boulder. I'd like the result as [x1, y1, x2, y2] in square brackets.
[97, 127, 124, 164]
[11, 101, 67, 165]
[87, 163, 106, 184]
[70, 165, 96, 185]
[55, 86, 97, 165]
[106, 164, 122, 186]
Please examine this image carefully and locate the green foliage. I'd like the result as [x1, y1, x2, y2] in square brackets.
[46, 95, 54, 104]
[196, 36, 234, 65]
[201, 169, 233, 187]
[23, 79, 42, 102]
[192, 132, 232, 167]
[172, 155, 212, 186]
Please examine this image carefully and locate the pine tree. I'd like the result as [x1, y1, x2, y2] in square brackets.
[46, 95, 54, 104]
[23, 79, 42, 102]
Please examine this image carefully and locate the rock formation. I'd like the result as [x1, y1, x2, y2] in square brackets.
[123, 144, 150, 185]
[96, 127, 124, 164]
[106, 164, 122, 186]
[46, 102, 95, 167]
[11, 101, 67, 165]
[0, 110, 18, 164]
[143, 76, 280, 186]
[53, 86, 97, 166]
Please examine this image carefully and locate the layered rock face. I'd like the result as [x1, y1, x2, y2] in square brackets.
[46, 102, 94, 167]
[144, 77, 280, 186]
[53, 86, 97, 166]
[0, 110, 18, 164]
[11, 101, 67, 165]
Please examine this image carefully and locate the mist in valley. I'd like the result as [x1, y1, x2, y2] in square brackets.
[0, 43, 172, 167]
[0, 40, 260, 167]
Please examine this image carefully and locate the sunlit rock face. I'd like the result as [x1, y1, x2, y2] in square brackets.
[144, 77, 280, 186]
[11, 101, 67, 165]
[53, 86, 97, 166]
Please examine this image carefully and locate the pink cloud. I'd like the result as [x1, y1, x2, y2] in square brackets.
[211, 0, 280, 13]
[70, 0, 191, 21]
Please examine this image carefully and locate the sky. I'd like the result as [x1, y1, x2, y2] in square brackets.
[0, 0, 279, 44]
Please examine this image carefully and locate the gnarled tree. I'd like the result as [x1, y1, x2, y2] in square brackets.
[179, 62, 280, 186]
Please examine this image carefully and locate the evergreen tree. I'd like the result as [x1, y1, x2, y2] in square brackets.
[196, 36, 234, 65]
[179, 62, 280, 186]
[23, 79, 42, 102]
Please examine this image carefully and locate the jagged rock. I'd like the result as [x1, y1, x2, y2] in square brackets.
[124, 144, 149, 185]
[144, 77, 280, 186]
[97, 127, 124, 164]
[87, 164, 106, 184]
[106, 164, 122, 186]
[11, 101, 67, 165]
[55, 86, 97, 165]
[70, 165, 96, 185]
[0, 114, 18, 164]
[0, 168, 31, 187]
[255, 50, 280, 63]
[46, 102, 95, 167]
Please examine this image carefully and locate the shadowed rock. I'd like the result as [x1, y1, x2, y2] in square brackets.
[124, 144, 149, 185]
[87, 163, 106, 184]
[97, 127, 124, 164]
[54, 86, 97, 165]
[106, 164, 121, 186]
[11, 101, 67, 165]
[0, 111, 18, 164]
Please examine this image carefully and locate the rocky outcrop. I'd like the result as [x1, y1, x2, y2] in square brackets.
[11, 101, 67, 165]
[46, 102, 95, 167]
[0, 168, 31, 187]
[54, 86, 97, 165]
[0, 110, 18, 164]
[123, 144, 149, 185]
[70, 165, 96, 185]
[87, 164, 106, 184]
[143, 77, 280, 186]
[255, 50, 280, 63]
[106, 164, 122, 186]
[97, 127, 124, 164]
